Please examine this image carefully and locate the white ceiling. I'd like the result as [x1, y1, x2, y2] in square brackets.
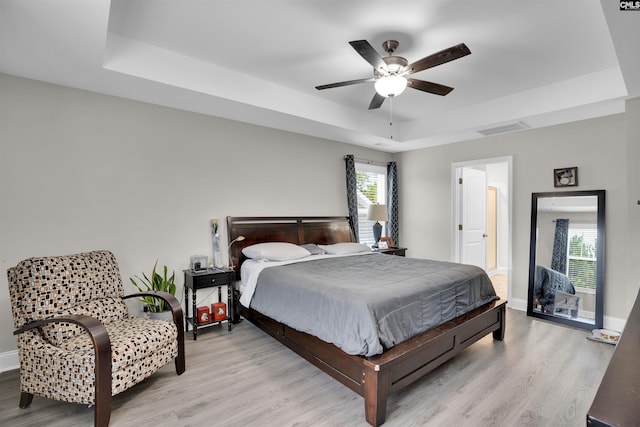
[1, 1, 638, 153]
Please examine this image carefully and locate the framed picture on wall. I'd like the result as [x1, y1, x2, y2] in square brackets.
[554, 167, 578, 187]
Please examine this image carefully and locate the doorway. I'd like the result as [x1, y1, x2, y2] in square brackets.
[452, 157, 512, 302]
[460, 167, 487, 269]
[487, 186, 498, 271]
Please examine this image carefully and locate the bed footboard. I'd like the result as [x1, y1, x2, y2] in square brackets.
[241, 299, 506, 426]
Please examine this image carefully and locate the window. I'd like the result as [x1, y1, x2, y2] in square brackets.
[567, 225, 597, 291]
[355, 163, 386, 246]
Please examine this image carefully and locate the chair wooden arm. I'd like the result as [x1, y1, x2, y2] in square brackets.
[14, 314, 112, 427]
[123, 291, 185, 375]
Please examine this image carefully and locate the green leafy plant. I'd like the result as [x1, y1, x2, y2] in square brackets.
[130, 261, 176, 313]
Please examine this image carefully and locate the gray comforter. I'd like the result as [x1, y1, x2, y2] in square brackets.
[249, 253, 498, 356]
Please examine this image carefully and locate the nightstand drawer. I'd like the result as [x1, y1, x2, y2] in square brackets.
[191, 272, 232, 288]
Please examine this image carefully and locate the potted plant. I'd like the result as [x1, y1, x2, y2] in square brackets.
[130, 261, 177, 319]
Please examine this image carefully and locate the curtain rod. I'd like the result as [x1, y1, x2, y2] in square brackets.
[345, 155, 389, 167]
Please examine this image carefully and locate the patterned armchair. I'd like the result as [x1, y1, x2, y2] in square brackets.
[7, 250, 185, 427]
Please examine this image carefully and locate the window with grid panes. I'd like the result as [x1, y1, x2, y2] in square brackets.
[355, 163, 386, 246]
[567, 225, 597, 291]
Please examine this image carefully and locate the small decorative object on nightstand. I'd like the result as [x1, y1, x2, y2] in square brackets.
[379, 236, 394, 248]
[212, 302, 227, 321]
[211, 219, 224, 268]
[184, 269, 234, 340]
[196, 306, 210, 324]
[190, 255, 208, 271]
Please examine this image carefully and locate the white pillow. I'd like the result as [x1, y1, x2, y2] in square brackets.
[300, 243, 327, 255]
[318, 242, 371, 255]
[242, 242, 311, 261]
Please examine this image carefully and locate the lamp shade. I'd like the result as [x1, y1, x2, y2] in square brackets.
[367, 204, 388, 222]
[374, 75, 407, 97]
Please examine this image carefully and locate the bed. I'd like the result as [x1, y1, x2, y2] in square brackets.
[227, 216, 506, 426]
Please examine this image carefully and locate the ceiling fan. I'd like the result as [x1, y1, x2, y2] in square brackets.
[315, 39, 471, 110]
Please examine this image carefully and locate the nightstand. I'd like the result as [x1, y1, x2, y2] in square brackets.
[377, 247, 407, 257]
[183, 269, 234, 340]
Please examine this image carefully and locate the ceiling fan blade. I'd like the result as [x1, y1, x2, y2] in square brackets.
[315, 77, 374, 90]
[349, 40, 388, 72]
[407, 78, 454, 96]
[407, 43, 471, 75]
[368, 92, 386, 110]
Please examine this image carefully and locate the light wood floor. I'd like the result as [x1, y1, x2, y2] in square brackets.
[0, 309, 614, 427]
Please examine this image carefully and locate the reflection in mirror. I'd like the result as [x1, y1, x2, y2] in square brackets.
[527, 190, 605, 330]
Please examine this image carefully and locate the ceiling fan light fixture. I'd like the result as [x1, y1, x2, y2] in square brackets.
[316, 39, 470, 108]
[375, 75, 407, 97]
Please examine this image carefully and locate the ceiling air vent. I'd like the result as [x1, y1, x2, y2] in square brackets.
[477, 121, 529, 136]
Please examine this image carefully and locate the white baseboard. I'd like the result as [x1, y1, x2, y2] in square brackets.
[604, 315, 626, 333]
[508, 298, 626, 332]
[0, 350, 19, 373]
[507, 297, 527, 312]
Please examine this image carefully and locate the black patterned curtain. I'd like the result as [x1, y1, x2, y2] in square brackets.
[344, 154, 359, 242]
[387, 161, 399, 246]
[551, 218, 569, 273]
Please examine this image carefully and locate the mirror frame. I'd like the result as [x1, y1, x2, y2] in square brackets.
[527, 189, 605, 330]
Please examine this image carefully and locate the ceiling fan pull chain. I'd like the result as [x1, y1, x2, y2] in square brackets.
[389, 95, 394, 140]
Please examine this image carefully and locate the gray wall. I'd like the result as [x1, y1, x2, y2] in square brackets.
[2, 73, 639, 361]
[397, 101, 639, 325]
[0, 74, 392, 356]
[625, 97, 640, 306]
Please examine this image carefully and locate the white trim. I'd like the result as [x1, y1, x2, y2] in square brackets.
[509, 301, 626, 333]
[355, 161, 386, 174]
[452, 156, 513, 303]
[509, 298, 528, 312]
[604, 315, 626, 333]
[0, 350, 19, 373]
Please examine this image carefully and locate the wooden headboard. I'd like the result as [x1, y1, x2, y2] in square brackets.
[226, 216, 355, 278]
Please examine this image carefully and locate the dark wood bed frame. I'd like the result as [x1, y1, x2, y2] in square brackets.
[227, 216, 507, 426]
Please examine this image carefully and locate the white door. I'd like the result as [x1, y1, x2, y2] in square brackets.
[461, 167, 487, 269]
[487, 186, 498, 271]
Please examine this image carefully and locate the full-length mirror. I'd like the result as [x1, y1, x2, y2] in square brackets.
[527, 190, 605, 330]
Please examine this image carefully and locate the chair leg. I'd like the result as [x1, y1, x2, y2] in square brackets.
[93, 327, 112, 427]
[174, 312, 185, 375]
[94, 371, 112, 427]
[94, 397, 111, 427]
[19, 392, 33, 409]
[175, 351, 185, 375]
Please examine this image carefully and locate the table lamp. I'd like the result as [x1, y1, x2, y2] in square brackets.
[228, 235, 245, 270]
[367, 204, 388, 248]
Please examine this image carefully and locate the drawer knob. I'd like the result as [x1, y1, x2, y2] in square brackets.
[210, 278, 216, 284]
